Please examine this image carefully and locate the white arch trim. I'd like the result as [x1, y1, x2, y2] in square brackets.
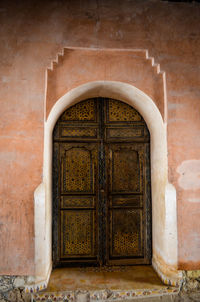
[32, 81, 179, 291]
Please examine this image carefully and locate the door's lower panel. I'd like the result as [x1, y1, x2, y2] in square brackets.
[107, 207, 149, 265]
[60, 210, 96, 259]
[110, 208, 143, 258]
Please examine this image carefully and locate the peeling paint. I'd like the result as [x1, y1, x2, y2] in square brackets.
[177, 160, 200, 190]
[168, 103, 185, 110]
[168, 118, 186, 124]
[188, 198, 200, 203]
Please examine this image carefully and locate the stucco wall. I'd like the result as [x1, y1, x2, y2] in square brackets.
[0, 0, 200, 275]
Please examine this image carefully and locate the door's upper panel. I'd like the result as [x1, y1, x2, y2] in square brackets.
[106, 99, 144, 123]
[60, 99, 97, 122]
[62, 147, 92, 193]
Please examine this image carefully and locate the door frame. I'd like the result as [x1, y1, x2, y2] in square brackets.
[33, 81, 178, 289]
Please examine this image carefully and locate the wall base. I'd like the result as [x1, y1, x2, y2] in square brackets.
[152, 258, 182, 287]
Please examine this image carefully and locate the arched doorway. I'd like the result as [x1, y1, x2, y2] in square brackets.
[33, 81, 179, 291]
[52, 97, 151, 267]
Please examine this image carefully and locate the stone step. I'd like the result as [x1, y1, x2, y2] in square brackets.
[32, 287, 180, 302]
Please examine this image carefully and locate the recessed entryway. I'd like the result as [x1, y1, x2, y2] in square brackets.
[33, 81, 179, 292]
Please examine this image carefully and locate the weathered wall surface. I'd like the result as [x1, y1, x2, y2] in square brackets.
[46, 49, 166, 119]
[0, 0, 200, 274]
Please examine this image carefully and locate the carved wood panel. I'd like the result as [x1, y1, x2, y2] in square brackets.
[61, 210, 95, 257]
[111, 208, 142, 257]
[53, 98, 151, 267]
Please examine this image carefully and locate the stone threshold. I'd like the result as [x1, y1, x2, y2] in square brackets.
[31, 266, 180, 301]
[32, 287, 179, 302]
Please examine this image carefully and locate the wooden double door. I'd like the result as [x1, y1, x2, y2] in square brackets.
[53, 98, 151, 267]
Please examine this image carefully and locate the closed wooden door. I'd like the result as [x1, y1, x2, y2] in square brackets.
[53, 98, 151, 267]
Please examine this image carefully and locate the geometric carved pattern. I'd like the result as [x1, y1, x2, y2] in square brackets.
[108, 99, 142, 122]
[61, 127, 97, 138]
[112, 196, 141, 207]
[113, 232, 139, 255]
[107, 127, 143, 138]
[61, 196, 94, 208]
[63, 147, 92, 192]
[112, 209, 141, 256]
[112, 149, 140, 192]
[61, 99, 95, 121]
[61, 211, 93, 256]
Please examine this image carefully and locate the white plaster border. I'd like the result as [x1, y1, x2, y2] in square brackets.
[31, 81, 180, 291]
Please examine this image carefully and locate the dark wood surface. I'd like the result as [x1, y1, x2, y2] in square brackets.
[53, 98, 151, 267]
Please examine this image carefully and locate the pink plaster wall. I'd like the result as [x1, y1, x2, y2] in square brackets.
[46, 48, 165, 120]
[0, 0, 200, 274]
